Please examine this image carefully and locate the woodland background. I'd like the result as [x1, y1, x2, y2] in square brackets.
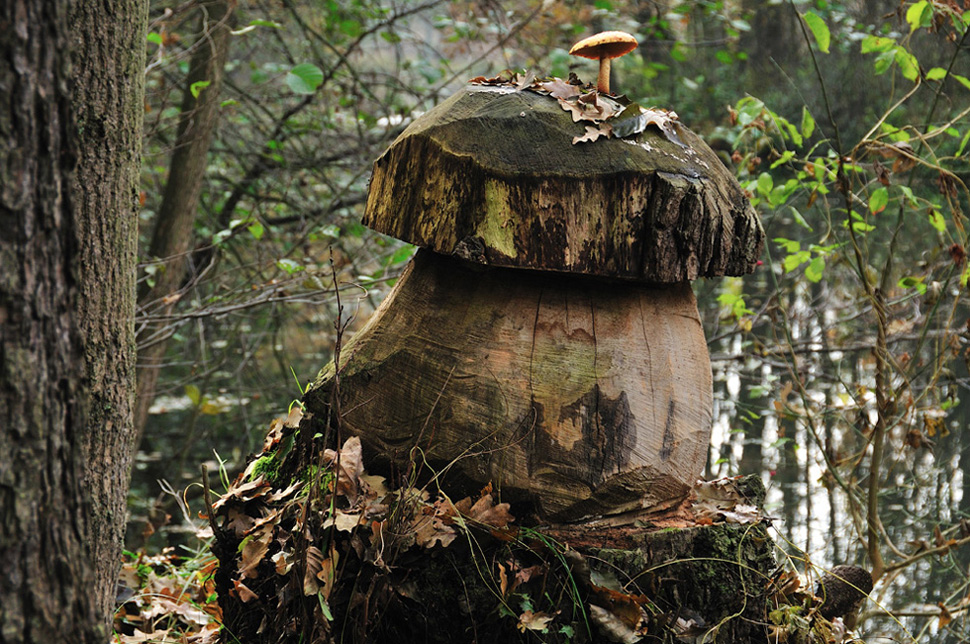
[115, 0, 969, 641]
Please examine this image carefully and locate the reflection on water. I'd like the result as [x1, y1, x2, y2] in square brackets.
[706, 279, 970, 642]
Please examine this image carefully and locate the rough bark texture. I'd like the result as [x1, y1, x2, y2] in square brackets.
[71, 0, 148, 629]
[135, 0, 234, 440]
[306, 249, 713, 520]
[364, 85, 764, 283]
[0, 0, 144, 640]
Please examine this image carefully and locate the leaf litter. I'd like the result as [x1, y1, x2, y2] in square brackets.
[469, 70, 683, 146]
[118, 407, 776, 643]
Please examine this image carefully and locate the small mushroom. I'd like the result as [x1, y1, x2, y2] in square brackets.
[569, 31, 638, 94]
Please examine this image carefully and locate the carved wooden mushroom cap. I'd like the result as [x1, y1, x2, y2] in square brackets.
[364, 84, 764, 283]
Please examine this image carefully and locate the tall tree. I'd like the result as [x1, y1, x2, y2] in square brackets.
[0, 0, 146, 641]
[135, 0, 234, 440]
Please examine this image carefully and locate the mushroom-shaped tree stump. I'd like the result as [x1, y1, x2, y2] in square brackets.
[304, 84, 763, 520]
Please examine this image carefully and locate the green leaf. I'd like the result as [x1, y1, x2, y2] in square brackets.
[869, 187, 888, 214]
[286, 63, 324, 95]
[957, 130, 970, 157]
[906, 0, 931, 32]
[185, 384, 201, 406]
[928, 209, 946, 232]
[899, 185, 918, 208]
[861, 35, 895, 54]
[147, 32, 163, 45]
[783, 250, 811, 272]
[384, 244, 416, 267]
[894, 48, 920, 82]
[190, 80, 211, 98]
[670, 41, 687, 62]
[898, 276, 927, 294]
[850, 212, 876, 233]
[803, 12, 830, 53]
[873, 49, 895, 75]
[770, 150, 796, 169]
[773, 237, 801, 254]
[952, 74, 970, 91]
[805, 256, 825, 283]
[276, 258, 304, 274]
[340, 20, 362, 38]
[926, 67, 947, 81]
[248, 220, 265, 240]
[757, 172, 773, 196]
[789, 206, 813, 231]
[317, 593, 333, 621]
[801, 106, 815, 140]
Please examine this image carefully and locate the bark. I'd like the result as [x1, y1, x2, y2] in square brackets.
[305, 250, 713, 520]
[71, 0, 148, 629]
[135, 0, 234, 441]
[0, 0, 145, 641]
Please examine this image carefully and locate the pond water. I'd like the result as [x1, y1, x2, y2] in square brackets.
[704, 276, 970, 643]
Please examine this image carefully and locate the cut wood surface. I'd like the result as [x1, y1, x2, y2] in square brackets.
[306, 250, 713, 519]
[364, 85, 764, 283]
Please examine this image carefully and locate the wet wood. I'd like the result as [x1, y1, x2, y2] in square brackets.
[364, 85, 764, 283]
[306, 250, 712, 520]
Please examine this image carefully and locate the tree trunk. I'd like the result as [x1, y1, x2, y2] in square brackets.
[135, 0, 234, 441]
[0, 0, 145, 641]
[71, 0, 148, 629]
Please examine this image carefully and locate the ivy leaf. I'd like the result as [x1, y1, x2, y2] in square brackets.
[286, 63, 324, 95]
[803, 12, 830, 54]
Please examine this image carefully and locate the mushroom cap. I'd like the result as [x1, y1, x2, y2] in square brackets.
[568, 31, 638, 60]
[363, 85, 764, 282]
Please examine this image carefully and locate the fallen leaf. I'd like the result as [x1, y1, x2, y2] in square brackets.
[232, 579, 258, 603]
[573, 124, 610, 144]
[518, 609, 556, 632]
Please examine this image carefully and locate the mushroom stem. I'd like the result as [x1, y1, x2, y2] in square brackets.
[597, 56, 611, 94]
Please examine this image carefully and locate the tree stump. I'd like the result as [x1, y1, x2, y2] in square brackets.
[304, 83, 763, 519]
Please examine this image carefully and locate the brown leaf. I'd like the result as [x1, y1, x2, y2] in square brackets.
[939, 602, 954, 628]
[413, 513, 457, 548]
[238, 521, 275, 579]
[303, 545, 325, 595]
[467, 494, 515, 529]
[323, 436, 364, 505]
[874, 159, 891, 186]
[573, 124, 610, 144]
[535, 77, 581, 100]
[517, 610, 557, 632]
[231, 579, 258, 603]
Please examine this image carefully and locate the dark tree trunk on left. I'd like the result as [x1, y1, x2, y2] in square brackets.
[0, 0, 146, 641]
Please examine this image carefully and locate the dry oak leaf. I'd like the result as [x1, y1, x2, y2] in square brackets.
[518, 610, 557, 632]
